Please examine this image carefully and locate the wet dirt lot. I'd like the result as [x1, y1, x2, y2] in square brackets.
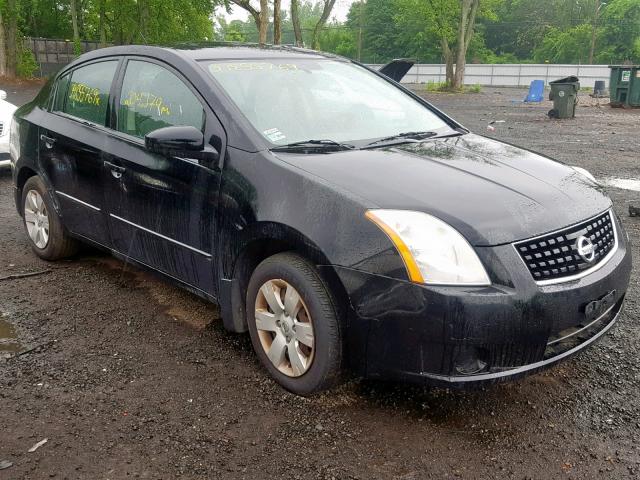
[1, 86, 639, 479]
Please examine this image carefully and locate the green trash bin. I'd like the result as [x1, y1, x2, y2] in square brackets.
[548, 76, 580, 119]
[609, 65, 640, 107]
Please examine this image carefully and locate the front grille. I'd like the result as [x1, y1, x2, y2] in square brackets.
[514, 210, 616, 283]
[0, 122, 4, 136]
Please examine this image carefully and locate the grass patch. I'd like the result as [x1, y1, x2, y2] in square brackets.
[466, 83, 482, 93]
[424, 81, 482, 94]
[424, 81, 450, 92]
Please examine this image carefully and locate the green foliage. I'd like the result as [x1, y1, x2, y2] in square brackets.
[466, 83, 482, 93]
[17, 46, 38, 77]
[5, 0, 640, 80]
[17, 0, 218, 45]
[318, 23, 356, 58]
[73, 38, 82, 56]
[533, 24, 593, 63]
[424, 81, 449, 92]
[597, 0, 640, 63]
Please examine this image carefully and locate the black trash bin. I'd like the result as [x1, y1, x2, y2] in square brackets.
[548, 76, 580, 119]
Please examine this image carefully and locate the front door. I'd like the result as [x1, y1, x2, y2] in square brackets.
[103, 58, 223, 295]
[39, 59, 120, 244]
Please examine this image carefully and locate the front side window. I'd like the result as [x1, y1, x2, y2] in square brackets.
[63, 60, 118, 125]
[204, 59, 450, 146]
[117, 60, 205, 139]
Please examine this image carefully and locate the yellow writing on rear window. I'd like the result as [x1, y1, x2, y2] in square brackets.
[69, 82, 101, 106]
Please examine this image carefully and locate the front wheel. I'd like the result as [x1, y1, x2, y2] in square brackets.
[246, 252, 343, 395]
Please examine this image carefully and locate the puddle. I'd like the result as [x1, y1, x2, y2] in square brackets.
[0, 316, 22, 353]
[601, 177, 640, 192]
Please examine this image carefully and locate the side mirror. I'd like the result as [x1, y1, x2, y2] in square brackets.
[0, 90, 7, 101]
[145, 126, 219, 166]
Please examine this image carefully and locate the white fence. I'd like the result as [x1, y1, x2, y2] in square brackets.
[369, 64, 611, 88]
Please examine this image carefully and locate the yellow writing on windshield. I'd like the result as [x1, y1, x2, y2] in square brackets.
[209, 63, 298, 73]
[121, 91, 171, 116]
[69, 82, 101, 106]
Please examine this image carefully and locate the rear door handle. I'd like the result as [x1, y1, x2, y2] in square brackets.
[104, 161, 126, 179]
[40, 134, 56, 148]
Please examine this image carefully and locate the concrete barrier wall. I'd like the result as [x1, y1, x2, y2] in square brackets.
[368, 64, 611, 88]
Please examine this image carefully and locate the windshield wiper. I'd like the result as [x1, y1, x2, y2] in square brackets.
[363, 131, 439, 148]
[271, 139, 356, 153]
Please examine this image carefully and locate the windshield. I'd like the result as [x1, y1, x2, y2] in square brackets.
[203, 58, 450, 147]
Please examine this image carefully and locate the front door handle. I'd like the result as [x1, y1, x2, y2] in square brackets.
[40, 134, 56, 149]
[104, 161, 126, 179]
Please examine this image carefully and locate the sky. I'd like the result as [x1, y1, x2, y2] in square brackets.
[216, 0, 356, 23]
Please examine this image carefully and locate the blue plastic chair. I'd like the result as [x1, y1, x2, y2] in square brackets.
[524, 80, 544, 102]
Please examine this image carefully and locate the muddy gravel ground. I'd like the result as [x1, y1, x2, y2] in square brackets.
[1, 85, 639, 480]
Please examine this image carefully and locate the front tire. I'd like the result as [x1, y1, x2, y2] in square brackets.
[246, 252, 343, 395]
[21, 176, 78, 260]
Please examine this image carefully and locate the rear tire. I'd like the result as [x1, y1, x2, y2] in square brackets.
[21, 176, 79, 260]
[246, 252, 343, 395]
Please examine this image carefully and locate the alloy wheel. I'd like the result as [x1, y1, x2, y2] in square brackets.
[254, 279, 315, 377]
[24, 190, 50, 249]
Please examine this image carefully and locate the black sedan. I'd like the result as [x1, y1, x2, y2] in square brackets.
[10, 44, 631, 395]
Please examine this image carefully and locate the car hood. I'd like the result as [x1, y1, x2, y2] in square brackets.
[274, 133, 612, 246]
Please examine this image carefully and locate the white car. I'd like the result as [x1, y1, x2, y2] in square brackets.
[0, 90, 17, 168]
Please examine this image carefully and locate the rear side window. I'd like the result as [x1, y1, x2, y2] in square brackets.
[63, 60, 118, 125]
[117, 60, 204, 139]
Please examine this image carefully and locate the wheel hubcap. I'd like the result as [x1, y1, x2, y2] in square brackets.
[255, 279, 315, 377]
[24, 190, 49, 249]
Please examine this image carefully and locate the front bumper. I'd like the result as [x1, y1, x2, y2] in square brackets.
[331, 214, 632, 388]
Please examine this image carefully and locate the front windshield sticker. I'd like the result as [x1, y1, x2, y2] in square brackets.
[263, 128, 286, 142]
[209, 63, 298, 73]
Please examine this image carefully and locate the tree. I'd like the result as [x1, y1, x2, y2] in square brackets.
[396, 0, 485, 89]
[97, 0, 107, 46]
[310, 0, 336, 49]
[597, 0, 640, 63]
[2, 0, 19, 77]
[230, 0, 269, 44]
[0, 9, 6, 76]
[273, 0, 281, 44]
[291, 0, 303, 46]
[533, 24, 593, 63]
[454, 0, 479, 88]
[70, 0, 81, 50]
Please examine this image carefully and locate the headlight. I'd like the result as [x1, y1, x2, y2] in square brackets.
[366, 209, 490, 286]
[571, 166, 598, 184]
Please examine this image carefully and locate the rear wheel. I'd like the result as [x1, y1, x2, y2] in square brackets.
[246, 252, 342, 395]
[21, 176, 78, 260]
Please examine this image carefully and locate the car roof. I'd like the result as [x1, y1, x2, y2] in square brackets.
[78, 42, 339, 63]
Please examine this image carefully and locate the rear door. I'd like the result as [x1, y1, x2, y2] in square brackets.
[39, 59, 120, 244]
[102, 57, 224, 295]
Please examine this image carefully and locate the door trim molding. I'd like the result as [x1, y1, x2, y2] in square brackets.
[56, 191, 101, 211]
[109, 213, 212, 258]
